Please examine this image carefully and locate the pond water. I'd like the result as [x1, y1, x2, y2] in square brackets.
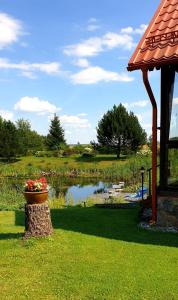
[49, 179, 111, 203]
[60, 181, 109, 202]
[2, 177, 112, 203]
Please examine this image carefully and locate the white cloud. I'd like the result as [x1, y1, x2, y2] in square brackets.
[64, 37, 103, 57]
[0, 58, 61, 77]
[132, 100, 149, 107]
[123, 100, 149, 109]
[86, 18, 101, 32]
[71, 66, 134, 84]
[73, 58, 90, 68]
[66, 127, 96, 144]
[88, 18, 97, 23]
[30, 62, 60, 74]
[65, 24, 144, 58]
[64, 32, 135, 57]
[77, 113, 87, 117]
[21, 70, 37, 79]
[65, 130, 72, 135]
[0, 13, 23, 49]
[141, 123, 152, 136]
[121, 24, 147, 35]
[60, 114, 91, 128]
[135, 114, 143, 122]
[14, 96, 61, 115]
[0, 109, 13, 121]
[121, 27, 133, 34]
[20, 41, 28, 48]
[87, 24, 101, 32]
[173, 98, 178, 105]
[142, 123, 151, 129]
[102, 32, 135, 50]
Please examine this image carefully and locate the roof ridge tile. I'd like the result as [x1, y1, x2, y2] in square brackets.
[128, 0, 178, 70]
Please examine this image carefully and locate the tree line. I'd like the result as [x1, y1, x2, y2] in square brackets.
[0, 114, 65, 160]
[0, 104, 147, 160]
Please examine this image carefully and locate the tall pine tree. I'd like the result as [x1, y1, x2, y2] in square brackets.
[46, 114, 65, 150]
[97, 104, 146, 158]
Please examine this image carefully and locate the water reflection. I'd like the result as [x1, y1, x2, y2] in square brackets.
[1, 177, 111, 203]
[49, 178, 110, 203]
[65, 182, 107, 202]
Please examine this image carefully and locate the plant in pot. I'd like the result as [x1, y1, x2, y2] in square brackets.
[23, 177, 49, 204]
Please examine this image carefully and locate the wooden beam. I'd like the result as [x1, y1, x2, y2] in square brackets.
[160, 66, 175, 189]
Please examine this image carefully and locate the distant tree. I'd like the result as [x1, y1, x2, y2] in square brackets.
[0, 116, 3, 128]
[73, 142, 85, 154]
[16, 119, 44, 155]
[90, 140, 114, 154]
[127, 111, 147, 152]
[0, 119, 20, 160]
[16, 119, 31, 132]
[147, 135, 152, 149]
[46, 114, 65, 150]
[97, 104, 146, 158]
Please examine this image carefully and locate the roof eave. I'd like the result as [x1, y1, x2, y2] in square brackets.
[127, 58, 178, 72]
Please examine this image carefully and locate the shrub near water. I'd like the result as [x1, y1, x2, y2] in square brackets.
[0, 183, 24, 210]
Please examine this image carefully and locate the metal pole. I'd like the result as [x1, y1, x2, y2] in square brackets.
[149, 169, 151, 197]
[140, 166, 145, 200]
[142, 173, 144, 201]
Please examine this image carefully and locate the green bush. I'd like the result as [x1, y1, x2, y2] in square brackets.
[81, 152, 95, 159]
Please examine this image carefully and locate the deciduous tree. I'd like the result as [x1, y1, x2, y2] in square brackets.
[16, 119, 44, 155]
[0, 119, 20, 160]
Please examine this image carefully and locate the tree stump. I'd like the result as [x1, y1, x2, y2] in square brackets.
[24, 203, 53, 239]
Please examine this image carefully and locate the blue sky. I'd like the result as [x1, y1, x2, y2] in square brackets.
[0, 0, 162, 143]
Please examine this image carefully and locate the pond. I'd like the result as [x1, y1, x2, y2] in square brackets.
[1, 177, 113, 204]
[48, 177, 112, 203]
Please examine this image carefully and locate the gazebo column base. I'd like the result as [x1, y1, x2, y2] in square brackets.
[157, 195, 178, 228]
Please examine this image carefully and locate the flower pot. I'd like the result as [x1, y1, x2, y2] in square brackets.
[23, 191, 48, 204]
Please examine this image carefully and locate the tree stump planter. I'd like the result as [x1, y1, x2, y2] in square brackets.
[24, 203, 53, 239]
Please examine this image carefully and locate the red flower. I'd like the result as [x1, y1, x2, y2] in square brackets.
[24, 177, 48, 192]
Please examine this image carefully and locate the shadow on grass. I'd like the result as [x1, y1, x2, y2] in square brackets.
[14, 210, 25, 226]
[13, 207, 178, 247]
[0, 158, 21, 164]
[0, 232, 23, 240]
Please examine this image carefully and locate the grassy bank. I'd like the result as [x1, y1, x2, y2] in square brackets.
[0, 154, 152, 210]
[0, 207, 178, 300]
[0, 154, 151, 181]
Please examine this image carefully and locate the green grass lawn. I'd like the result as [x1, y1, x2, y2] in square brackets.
[0, 154, 127, 174]
[0, 207, 178, 300]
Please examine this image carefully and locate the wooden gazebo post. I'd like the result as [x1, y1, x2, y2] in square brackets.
[127, 0, 178, 224]
[142, 69, 157, 222]
[159, 66, 175, 190]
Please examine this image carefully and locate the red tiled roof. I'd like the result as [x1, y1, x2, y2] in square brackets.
[128, 0, 178, 71]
